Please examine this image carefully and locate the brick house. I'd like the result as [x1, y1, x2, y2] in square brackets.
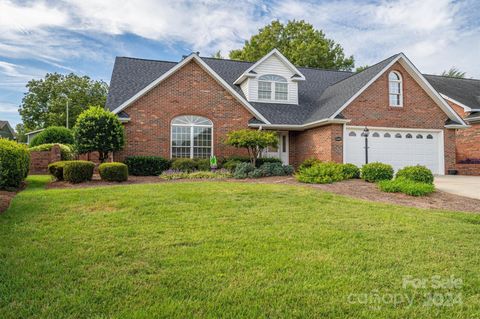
[106, 49, 474, 175]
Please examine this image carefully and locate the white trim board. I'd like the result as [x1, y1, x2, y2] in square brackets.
[330, 53, 468, 128]
[249, 119, 350, 131]
[111, 53, 271, 125]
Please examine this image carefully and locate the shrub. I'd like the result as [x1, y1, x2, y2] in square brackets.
[124, 156, 170, 176]
[159, 169, 188, 180]
[171, 158, 198, 172]
[298, 158, 322, 171]
[30, 126, 74, 147]
[99, 162, 128, 182]
[48, 161, 68, 180]
[256, 157, 282, 167]
[63, 161, 95, 183]
[248, 168, 264, 178]
[195, 159, 211, 171]
[283, 165, 294, 175]
[233, 162, 255, 179]
[342, 163, 360, 179]
[0, 139, 30, 189]
[259, 162, 285, 177]
[29, 143, 74, 160]
[222, 159, 242, 172]
[396, 165, 434, 184]
[378, 178, 435, 196]
[160, 169, 231, 180]
[361, 162, 394, 182]
[296, 162, 344, 184]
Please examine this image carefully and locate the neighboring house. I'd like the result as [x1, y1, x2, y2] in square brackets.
[106, 49, 471, 175]
[25, 128, 45, 145]
[0, 120, 15, 140]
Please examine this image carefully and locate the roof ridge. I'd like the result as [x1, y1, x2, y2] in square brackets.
[424, 73, 480, 82]
[116, 56, 178, 64]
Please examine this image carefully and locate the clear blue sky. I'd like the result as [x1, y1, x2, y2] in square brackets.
[1, 0, 479, 128]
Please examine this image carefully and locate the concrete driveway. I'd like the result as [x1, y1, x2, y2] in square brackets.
[434, 175, 480, 200]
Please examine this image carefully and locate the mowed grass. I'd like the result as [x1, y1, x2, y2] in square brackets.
[1, 176, 480, 318]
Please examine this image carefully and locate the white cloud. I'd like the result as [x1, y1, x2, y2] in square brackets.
[0, 102, 18, 113]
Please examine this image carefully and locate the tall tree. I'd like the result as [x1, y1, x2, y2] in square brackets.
[441, 67, 466, 78]
[14, 123, 26, 143]
[229, 20, 354, 70]
[19, 73, 108, 131]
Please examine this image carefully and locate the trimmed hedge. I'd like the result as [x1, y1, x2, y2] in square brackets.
[63, 161, 95, 183]
[361, 162, 394, 182]
[48, 161, 68, 180]
[171, 158, 198, 172]
[295, 162, 344, 184]
[124, 156, 170, 176]
[30, 126, 74, 147]
[99, 162, 128, 182]
[342, 163, 360, 179]
[378, 178, 435, 196]
[0, 138, 30, 189]
[29, 143, 74, 160]
[396, 165, 434, 184]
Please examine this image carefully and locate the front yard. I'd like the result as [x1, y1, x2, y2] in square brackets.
[1, 176, 479, 318]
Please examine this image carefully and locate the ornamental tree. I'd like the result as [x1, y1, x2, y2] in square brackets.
[225, 129, 278, 167]
[73, 106, 125, 163]
[30, 126, 74, 147]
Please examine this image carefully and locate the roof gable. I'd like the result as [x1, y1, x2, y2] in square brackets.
[425, 75, 480, 111]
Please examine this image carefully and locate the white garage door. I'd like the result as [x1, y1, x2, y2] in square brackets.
[345, 127, 443, 174]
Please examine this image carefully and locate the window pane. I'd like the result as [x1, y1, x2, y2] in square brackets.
[389, 72, 400, 81]
[172, 126, 191, 158]
[193, 126, 211, 159]
[258, 81, 272, 99]
[389, 82, 400, 94]
[275, 82, 288, 100]
[259, 74, 287, 82]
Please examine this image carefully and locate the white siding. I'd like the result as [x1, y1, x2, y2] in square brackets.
[243, 54, 299, 104]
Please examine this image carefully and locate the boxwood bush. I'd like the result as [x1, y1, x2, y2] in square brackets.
[48, 161, 68, 180]
[171, 158, 198, 172]
[30, 126, 74, 147]
[378, 178, 435, 196]
[29, 143, 74, 160]
[99, 162, 128, 182]
[63, 161, 95, 183]
[296, 162, 344, 184]
[124, 156, 170, 176]
[361, 162, 394, 182]
[396, 165, 434, 184]
[0, 138, 30, 189]
[341, 163, 360, 179]
[298, 158, 322, 171]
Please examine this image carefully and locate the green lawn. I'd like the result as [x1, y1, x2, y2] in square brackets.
[1, 176, 479, 318]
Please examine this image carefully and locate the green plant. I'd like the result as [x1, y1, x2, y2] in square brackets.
[171, 158, 198, 172]
[295, 162, 344, 184]
[195, 159, 211, 171]
[298, 158, 322, 171]
[361, 162, 394, 182]
[63, 161, 95, 183]
[233, 162, 255, 179]
[29, 143, 74, 160]
[48, 161, 68, 180]
[396, 165, 434, 184]
[225, 129, 278, 167]
[0, 138, 30, 189]
[99, 162, 128, 182]
[283, 165, 294, 175]
[73, 106, 125, 163]
[378, 178, 435, 196]
[259, 162, 286, 177]
[159, 169, 231, 180]
[222, 159, 242, 172]
[124, 156, 170, 176]
[341, 163, 360, 179]
[256, 157, 282, 167]
[29, 126, 74, 147]
[248, 168, 264, 178]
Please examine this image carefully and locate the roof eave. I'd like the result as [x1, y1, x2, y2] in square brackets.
[248, 118, 350, 131]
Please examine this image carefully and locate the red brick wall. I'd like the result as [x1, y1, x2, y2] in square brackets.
[290, 124, 343, 167]
[455, 164, 480, 175]
[340, 61, 456, 171]
[29, 144, 62, 173]
[114, 59, 252, 161]
[456, 123, 480, 162]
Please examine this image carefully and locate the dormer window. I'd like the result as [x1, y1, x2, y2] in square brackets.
[258, 74, 288, 101]
[389, 71, 403, 107]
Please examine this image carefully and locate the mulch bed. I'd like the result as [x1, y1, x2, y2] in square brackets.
[0, 184, 26, 214]
[45, 175, 480, 213]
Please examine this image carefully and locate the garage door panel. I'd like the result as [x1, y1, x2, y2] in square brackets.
[345, 127, 442, 174]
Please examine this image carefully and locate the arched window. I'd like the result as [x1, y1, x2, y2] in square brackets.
[348, 131, 356, 137]
[406, 133, 413, 139]
[372, 132, 380, 137]
[395, 133, 402, 138]
[416, 134, 423, 139]
[389, 71, 403, 107]
[384, 133, 391, 138]
[258, 74, 288, 101]
[426, 134, 434, 139]
[171, 115, 213, 159]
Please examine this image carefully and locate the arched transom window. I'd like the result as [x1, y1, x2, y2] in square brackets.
[258, 74, 288, 101]
[388, 71, 403, 107]
[171, 115, 212, 159]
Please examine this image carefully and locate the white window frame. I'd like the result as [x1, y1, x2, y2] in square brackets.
[170, 115, 213, 159]
[257, 74, 288, 102]
[388, 71, 403, 107]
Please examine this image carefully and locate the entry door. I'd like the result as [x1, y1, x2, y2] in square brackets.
[264, 132, 289, 165]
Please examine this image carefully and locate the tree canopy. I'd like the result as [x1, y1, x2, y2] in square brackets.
[19, 73, 108, 131]
[441, 67, 466, 78]
[229, 20, 354, 71]
[225, 129, 278, 167]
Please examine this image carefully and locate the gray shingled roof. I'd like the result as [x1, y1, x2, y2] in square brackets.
[425, 75, 480, 110]
[0, 120, 7, 129]
[106, 53, 473, 126]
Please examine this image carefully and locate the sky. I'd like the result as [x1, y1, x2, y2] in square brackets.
[0, 0, 479, 128]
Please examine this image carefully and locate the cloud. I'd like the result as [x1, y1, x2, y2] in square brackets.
[0, 101, 18, 113]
